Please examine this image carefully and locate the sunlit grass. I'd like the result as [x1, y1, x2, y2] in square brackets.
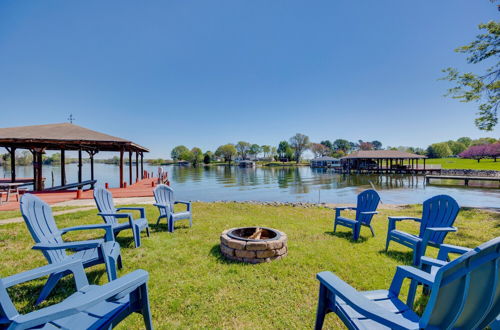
[426, 158, 500, 170]
[0, 203, 498, 329]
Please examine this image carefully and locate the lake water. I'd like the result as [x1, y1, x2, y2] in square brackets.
[0, 164, 498, 207]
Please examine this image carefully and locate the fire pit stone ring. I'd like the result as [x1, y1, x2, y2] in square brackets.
[220, 227, 288, 264]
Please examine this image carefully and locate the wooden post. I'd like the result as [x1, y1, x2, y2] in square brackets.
[78, 149, 82, 183]
[135, 151, 139, 183]
[119, 149, 124, 188]
[129, 150, 133, 186]
[6, 147, 16, 182]
[140, 152, 144, 179]
[423, 158, 426, 172]
[416, 159, 419, 172]
[61, 149, 66, 186]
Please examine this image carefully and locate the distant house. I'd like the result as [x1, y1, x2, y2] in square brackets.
[177, 160, 190, 166]
[237, 160, 255, 167]
[310, 156, 341, 168]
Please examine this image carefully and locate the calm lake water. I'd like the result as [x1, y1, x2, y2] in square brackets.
[0, 164, 499, 207]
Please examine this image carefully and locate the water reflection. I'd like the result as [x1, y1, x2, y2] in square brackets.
[0, 164, 498, 207]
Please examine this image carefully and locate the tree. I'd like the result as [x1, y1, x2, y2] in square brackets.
[310, 143, 330, 157]
[215, 144, 237, 165]
[457, 137, 472, 148]
[486, 142, 500, 161]
[249, 144, 261, 159]
[179, 149, 193, 162]
[447, 141, 467, 156]
[471, 137, 497, 146]
[459, 144, 489, 162]
[442, 21, 500, 130]
[277, 141, 293, 162]
[261, 145, 271, 159]
[289, 133, 310, 163]
[203, 151, 213, 164]
[371, 140, 383, 150]
[171, 145, 189, 161]
[271, 146, 278, 160]
[235, 141, 251, 159]
[332, 139, 351, 153]
[320, 140, 333, 151]
[427, 143, 452, 158]
[190, 147, 203, 166]
[359, 141, 374, 150]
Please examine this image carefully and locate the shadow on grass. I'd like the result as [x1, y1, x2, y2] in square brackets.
[9, 268, 106, 314]
[324, 231, 368, 243]
[153, 223, 190, 233]
[115, 236, 135, 248]
[209, 244, 248, 265]
[379, 249, 413, 264]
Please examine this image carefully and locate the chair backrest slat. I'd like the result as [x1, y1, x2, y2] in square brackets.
[355, 189, 380, 225]
[93, 188, 118, 225]
[419, 195, 459, 244]
[420, 237, 500, 329]
[153, 185, 175, 216]
[20, 194, 67, 263]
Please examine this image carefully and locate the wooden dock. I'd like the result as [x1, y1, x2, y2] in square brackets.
[426, 175, 500, 186]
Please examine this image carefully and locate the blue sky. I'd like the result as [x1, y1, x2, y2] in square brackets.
[0, 0, 498, 158]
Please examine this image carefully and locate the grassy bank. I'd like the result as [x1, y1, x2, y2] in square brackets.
[426, 158, 500, 170]
[0, 203, 498, 329]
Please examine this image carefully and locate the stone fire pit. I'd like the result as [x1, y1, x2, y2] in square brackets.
[220, 227, 288, 263]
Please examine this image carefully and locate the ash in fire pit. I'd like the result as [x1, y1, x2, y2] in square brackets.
[220, 227, 287, 264]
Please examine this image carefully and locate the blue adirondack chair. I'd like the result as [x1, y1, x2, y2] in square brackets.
[0, 259, 153, 329]
[94, 188, 150, 248]
[20, 194, 122, 305]
[333, 189, 380, 241]
[385, 194, 459, 265]
[153, 184, 192, 233]
[315, 237, 500, 329]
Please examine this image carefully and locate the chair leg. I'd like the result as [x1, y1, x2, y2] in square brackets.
[146, 226, 150, 237]
[189, 214, 193, 227]
[133, 225, 142, 248]
[168, 217, 174, 233]
[140, 284, 154, 330]
[413, 246, 421, 266]
[155, 216, 161, 226]
[36, 272, 64, 305]
[315, 284, 329, 330]
[333, 219, 337, 233]
[117, 255, 123, 269]
[352, 223, 361, 241]
[105, 255, 118, 281]
[385, 236, 391, 251]
[369, 225, 375, 237]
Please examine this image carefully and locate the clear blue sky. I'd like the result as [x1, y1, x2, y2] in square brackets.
[0, 1, 498, 158]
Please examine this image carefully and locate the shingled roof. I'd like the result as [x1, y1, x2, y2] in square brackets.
[0, 123, 148, 152]
[341, 150, 426, 159]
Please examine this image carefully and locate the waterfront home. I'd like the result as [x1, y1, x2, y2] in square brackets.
[310, 156, 341, 168]
[237, 159, 255, 167]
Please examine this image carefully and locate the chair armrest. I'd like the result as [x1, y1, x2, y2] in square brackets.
[425, 226, 457, 233]
[32, 240, 103, 251]
[437, 243, 472, 261]
[117, 207, 145, 219]
[420, 256, 448, 268]
[174, 200, 191, 211]
[335, 207, 356, 211]
[10, 270, 149, 329]
[153, 203, 168, 209]
[360, 211, 378, 215]
[60, 224, 114, 242]
[98, 212, 134, 226]
[388, 216, 421, 222]
[2, 259, 89, 289]
[317, 271, 418, 329]
[389, 265, 435, 296]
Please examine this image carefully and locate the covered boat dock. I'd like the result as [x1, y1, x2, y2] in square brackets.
[0, 123, 149, 191]
[340, 150, 438, 174]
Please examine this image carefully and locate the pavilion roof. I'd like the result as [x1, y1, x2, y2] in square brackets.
[341, 150, 426, 159]
[0, 123, 148, 152]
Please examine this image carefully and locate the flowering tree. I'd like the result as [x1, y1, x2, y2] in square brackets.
[459, 144, 490, 162]
[485, 142, 500, 161]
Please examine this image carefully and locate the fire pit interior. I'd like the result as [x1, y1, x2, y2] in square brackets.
[220, 227, 288, 264]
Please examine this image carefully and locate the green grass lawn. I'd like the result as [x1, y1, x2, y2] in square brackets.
[0, 206, 82, 221]
[426, 158, 500, 170]
[0, 203, 498, 329]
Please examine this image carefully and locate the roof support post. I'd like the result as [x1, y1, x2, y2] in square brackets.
[6, 147, 15, 182]
[78, 149, 82, 183]
[424, 158, 426, 172]
[61, 149, 66, 186]
[119, 148, 124, 188]
[140, 152, 144, 179]
[129, 150, 133, 186]
[85, 150, 98, 188]
[135, 151, 139, 183]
